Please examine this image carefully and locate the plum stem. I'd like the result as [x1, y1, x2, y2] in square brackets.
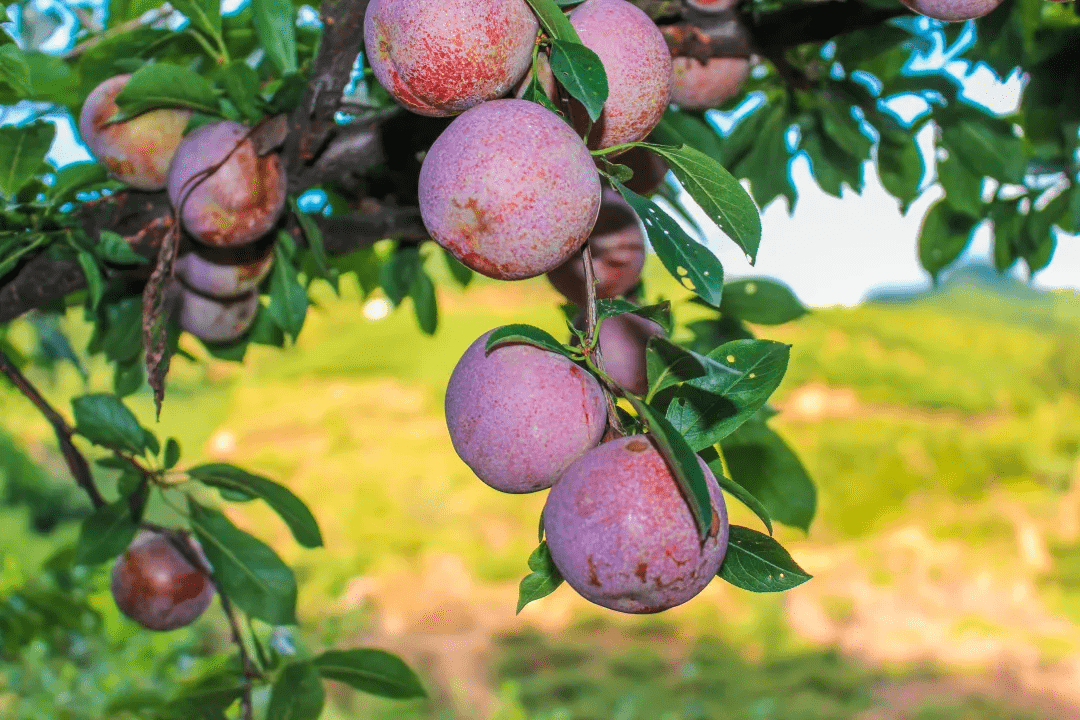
[0, 347, 106, 509]
[581, 242, 627, 437]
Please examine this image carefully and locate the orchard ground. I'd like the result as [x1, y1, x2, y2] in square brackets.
[2, 250, 1080, 719]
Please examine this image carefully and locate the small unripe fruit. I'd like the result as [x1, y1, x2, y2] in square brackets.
[167, 120, 287, 247]
[670, 56, 750, 110]
[597, 313, 665, 396]
[899, 0, 1004, 21]
[176, 249, 274, 299]
[179, 287, 259, 343]
[78, 74, 192, 191]
[420, 100, 601, 280]
[547, 189, 646, 306]
[364, 0, 539, 116]
[445, 330, 608, 493]
[110, 531, 214, 631]
[544, 435, 728, 613]
[569, 0, 672, 151]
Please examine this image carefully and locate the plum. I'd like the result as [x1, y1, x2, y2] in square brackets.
[178, 287, 259, 343]
[670, 56, 750, 110]
[544, 434, 728, 613]
[364, 0, 538, 116]
[176, 248, 273, 299]
[419, 99, 601, 280]
[569, 0, 672, 151]
[547, 188, 646, 306]
[899, 0, 1003, 21]
[167, 120, 287, 247]
[111, 531, 214, 631]
[445, 330, 608, 493]
[78, 74, 192, 191]
[597, 312, 665, 396]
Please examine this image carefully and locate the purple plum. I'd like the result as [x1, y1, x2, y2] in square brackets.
[178, 287, 259, 343]
[670, 56, 750, 110]
[544, 434, 729, 613]
[419, 99, 601, 280]
[445, 330, 608, 493]
[167, 121, 287, 247]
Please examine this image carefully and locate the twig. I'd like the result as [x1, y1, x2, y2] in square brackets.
[0, 347, 106, 509]
[65, 5, 175, 60]
[580, 242, 627, 437]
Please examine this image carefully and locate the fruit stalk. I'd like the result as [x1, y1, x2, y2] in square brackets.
[580, 241, 626, 437]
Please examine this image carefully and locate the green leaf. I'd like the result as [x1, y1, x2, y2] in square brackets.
[517, 541, 564, 613]
[252, 0, 298, 74]
[268, 662, 325, 720]
[613, 182, 725, 307]
[698, 446, 772, 535]
[291, 202, 331, 280]
[313, 649, 426, 699]
[548, 39, 608, 123]
[171, 0, 222, 47]
[731, 104, 793, 209]
[113, 360, 144, 398]
[442, 248, 474, 288]
[164, 437, 181, 469]
[188, 463, 323, 548]
[523, 0, 580, 42]
[49, 162, 109, 205]
[0, 45, 31, 96]
[645, 336, 707, 398]
[721, 418, 816, 532]
[114, 64, 220, 118]
[269, 244, 308, 341]
[108, 0, 164, 27]
[937, 154, 983, 218]
[877, 131, 925, 213]
[98, 230, 147, 265]
[644, 143, 762, 263]
[596, 299, 673, 334]
[379, 245, 421, 306]
[665, 340, 790, 451]
[74, 499, 138, 565]
[719, 278, 806, 325]
[409, 268, 438, 335]
[651, 109, 725, 165]
[76, 251, 104, 310]
[0, 120, 54, 198]
[219, 61, 263, 122]
[941, 116, 1026, 184]
[918, 201, 977, 280]
[627, 396, 714, 540]
[187, 497, 298, 624]
[72, 393, 150, 455]
[486, 324, 573, 358]
[718, 525, 811, 593]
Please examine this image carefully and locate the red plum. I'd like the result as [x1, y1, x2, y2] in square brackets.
[671, 56, 750, 109]
[110, 531, 214, 631]
[364, 0, 538, 116]
[78, 74, 192, 191]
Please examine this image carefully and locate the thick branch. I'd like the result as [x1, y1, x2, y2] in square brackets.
[662, 2, 911, 60]
[0, 193, 426, 323]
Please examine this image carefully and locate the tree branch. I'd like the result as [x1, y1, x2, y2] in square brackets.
[0, 348, 106, 509]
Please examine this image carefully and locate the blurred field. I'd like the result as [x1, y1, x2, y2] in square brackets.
[2, 252, 1080, 719]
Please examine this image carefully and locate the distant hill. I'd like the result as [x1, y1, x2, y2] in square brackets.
[865, 261, 1080, 333]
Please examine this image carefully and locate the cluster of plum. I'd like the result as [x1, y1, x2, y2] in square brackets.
[78, 74, 287, 345]
[366, 0, 732, 613]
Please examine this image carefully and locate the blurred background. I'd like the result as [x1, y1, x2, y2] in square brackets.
[2, 247, 1079, 719]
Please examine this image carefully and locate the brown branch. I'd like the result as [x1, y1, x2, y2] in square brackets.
[0, 348, 106, 509]
[0, 195, 427, 324]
